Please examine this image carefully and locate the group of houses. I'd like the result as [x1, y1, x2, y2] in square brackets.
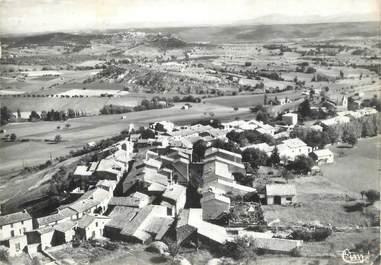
[1, 102, 378, 258]
[0, 138, 134, 256]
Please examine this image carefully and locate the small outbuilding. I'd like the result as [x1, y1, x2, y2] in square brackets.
[266, 184, 296, 205]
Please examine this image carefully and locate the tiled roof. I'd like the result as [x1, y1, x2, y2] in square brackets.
[120, 206, 155, 236]
[106, 206, 140, 230]
[77, 214, 110, 229]
[54, 220, 77, 233]
[36, 208, 77, 227]
[67, 199, 99, 214]
[0, 211, 32, 227]
[312, 149, 334, 157]
[266, 184, 296, 197]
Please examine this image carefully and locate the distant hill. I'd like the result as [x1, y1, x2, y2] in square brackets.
[166, 21, 379, 43]
[1, 21, 378, 48]
[1, 32, 105, 47]
[146, 35, 188, 50]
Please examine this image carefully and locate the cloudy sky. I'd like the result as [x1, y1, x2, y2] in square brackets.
[0, 0, 379, 34]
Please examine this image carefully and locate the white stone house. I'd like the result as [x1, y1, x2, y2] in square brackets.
[310, 149, 334, 164]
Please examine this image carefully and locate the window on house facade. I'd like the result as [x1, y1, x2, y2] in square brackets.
[95, 222, 98, 227]
[15, 243, 21, 251]
[11, 230, 15, 237]
[167, 207, 173, 216]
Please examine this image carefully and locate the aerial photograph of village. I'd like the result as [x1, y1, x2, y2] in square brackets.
[0, 0, 379, 264]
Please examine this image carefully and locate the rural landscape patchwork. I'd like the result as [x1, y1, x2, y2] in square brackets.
[0, 1, 380, 265]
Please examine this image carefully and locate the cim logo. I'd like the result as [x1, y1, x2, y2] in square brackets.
[341, 249, 372, 264]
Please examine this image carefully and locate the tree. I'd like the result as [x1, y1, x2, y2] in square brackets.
[0, 106, 13, 125]
[140, 128, 155, 139]
[154, 122, 166, 132]
[67, 108, 76, 118]
[54, 134, 62, 143]
[65, 123, 71, 129]
[256, 110, 269, 123]
[298, 99, 311, 118]
[212, 139, 241, 154]
[242, 148, 269, 168]
[10, 133, 17, 142]
[269, 147, 280, 165]
[192, 140, 207, 162]
[289, 155, 314, 174]
[281, 168, 293, 183]
[342, 131, 357, 146]
[233, 106, 239, 111]
[29, 110, 40, 121]
[364, 190, 380, 203]
[339, 70, 344, 79]
[347, 133, 357, 146]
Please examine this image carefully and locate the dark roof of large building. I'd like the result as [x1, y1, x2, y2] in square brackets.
[0, 211, 32, 227]
[36, 208, 77, 227]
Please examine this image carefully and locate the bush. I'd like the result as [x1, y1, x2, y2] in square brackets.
[290, 247, 302, 257]
[219, 236, 257, 260]
[291, 228, 332, 242]
[54, 134, 62, 143]
[0, 247, 9, 263]
[10, 133, 17, 142]
[364, 190, 380, 203]
[287, 155, 314, 174]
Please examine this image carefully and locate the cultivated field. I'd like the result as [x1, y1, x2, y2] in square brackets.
[203, 90, 303, 108]
[262, 176, 372, 227]
[0, 103, 249, 175]
[321, 135, 381, 193]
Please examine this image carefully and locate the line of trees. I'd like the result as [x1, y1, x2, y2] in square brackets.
[291, 114, 378, 148]
[29, 108, 86, 121]
[100, 96, 174, 115]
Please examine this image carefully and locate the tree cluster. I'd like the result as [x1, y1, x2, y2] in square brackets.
[291, 128, 331, 149]
[227, 130, 275, 147]
[0, 106, 14, 125]
[323, 114, 378, 145]
[191, 118, 222, 129]
[286, 155, 314, 174]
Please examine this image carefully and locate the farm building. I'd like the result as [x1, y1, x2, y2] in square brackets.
[76, 215, 110, 241]
[176, 209, 228, 246]
[266, 184, 296, 205]
[53, 221, 77, 245]
[310, 149, 334, 164]
[282, 113, 298, 126]
[1, 235, 28, 257]
[104, 205, 173, 243]
[35, 208, 78, 228]
[26, 227, 55, 250]
[0, 211, 33, 241]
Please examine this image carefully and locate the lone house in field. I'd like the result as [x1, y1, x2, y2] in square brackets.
[266, 184, 296, 205]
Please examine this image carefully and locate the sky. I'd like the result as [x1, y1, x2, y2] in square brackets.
[0, 0, 379, 34]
